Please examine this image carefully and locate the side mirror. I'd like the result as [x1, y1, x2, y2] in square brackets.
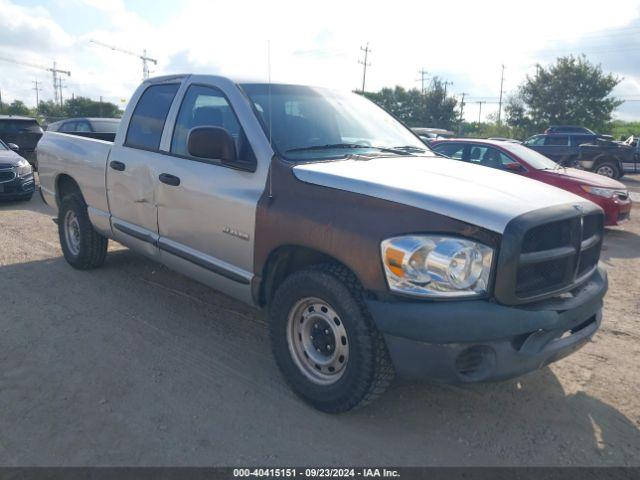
[505, 162, 526, 173]
[7, 143, 19, 151]
[187, 126, 236, 163]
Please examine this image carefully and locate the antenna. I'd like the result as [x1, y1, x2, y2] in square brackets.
[267, 40, 273, 199]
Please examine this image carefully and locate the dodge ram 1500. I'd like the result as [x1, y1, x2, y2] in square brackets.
[37, 75, 608, 413]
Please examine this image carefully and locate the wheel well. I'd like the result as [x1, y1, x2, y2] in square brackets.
[56, 174, 82, 206]
[594, 155, 620, 167]
[259, 246, 358, 307]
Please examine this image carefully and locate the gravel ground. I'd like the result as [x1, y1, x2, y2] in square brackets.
[0, 176, 639, 466]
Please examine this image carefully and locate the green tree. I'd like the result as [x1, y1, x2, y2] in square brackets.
[362, 78, 458, 130]
[6, 100, 32, 116]
[37, 100, 65, 119]
[63, 96, 121, 118]
[516, 55, 622, 133]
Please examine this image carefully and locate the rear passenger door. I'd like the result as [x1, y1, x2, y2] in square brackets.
[106, 80, 181, 258]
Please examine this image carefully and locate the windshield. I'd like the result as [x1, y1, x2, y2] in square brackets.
[0, 140, 7, 151]
[240, 84, 427, 161]
[507, 143, 558, 169]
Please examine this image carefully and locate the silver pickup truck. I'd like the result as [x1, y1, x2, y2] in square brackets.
[37, 75, 608, 413]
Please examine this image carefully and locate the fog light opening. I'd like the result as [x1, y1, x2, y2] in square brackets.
[455, 345, 496, 381]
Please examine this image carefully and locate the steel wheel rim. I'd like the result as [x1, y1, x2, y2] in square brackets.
[287, 297, 349, 385]
[64, 210, 81, 256]
[597, 165, 615, 177]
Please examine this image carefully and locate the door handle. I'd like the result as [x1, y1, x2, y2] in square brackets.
[159, 173, 181, 186]
[109, 161, 126, 171]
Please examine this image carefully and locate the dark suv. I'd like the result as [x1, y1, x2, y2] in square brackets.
[523, 133, 637, 178]
[0, 116, 44, 167]
[545, 125, 595, 135]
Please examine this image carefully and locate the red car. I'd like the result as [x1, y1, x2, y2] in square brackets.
[430, 139, 632, 226]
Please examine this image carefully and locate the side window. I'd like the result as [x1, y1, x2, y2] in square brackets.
[171, 84, 254, 163]
[571, 135, 593, 146]
[433, 143, 465, 160]
[468, 145, 518, 170]
[126, 83, 180, 150]
[545, 135, 569, 146]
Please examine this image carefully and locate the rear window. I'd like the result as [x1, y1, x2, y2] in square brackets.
[0, 120, 43, 134]
[91, 120, 120, 134]
[125, 84, 179, 150]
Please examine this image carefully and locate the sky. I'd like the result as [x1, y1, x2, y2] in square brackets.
[1, 0, 640, 122]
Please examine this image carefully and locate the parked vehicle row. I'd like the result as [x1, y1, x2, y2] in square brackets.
[47, 117, 120, 142]
[431, 139, 632, 226]
[37, 74, 607, 412]
[0, 138, 35, 201]
[0, 115, 43, 167]
[523, 132, 638, 178]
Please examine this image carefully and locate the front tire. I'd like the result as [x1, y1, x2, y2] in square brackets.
[58, 193, 108, 269]
[269, 264, 394, 413]
[595, 161, 619, 178]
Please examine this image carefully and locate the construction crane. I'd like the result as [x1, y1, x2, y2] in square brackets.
[90, 39, 157, 80]
[0, 55, 71, 107]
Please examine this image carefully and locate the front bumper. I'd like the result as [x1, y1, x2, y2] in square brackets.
[366, 266, 607, 383]
[0, 174, 36, 199]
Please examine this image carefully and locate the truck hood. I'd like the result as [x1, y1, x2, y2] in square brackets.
[293, 156, 588, 234]
[542, 167, 627, 189]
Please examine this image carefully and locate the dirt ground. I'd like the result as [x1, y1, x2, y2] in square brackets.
[0, 176, 639, 466]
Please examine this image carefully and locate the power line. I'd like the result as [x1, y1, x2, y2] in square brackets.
[358, 42, 371, 93]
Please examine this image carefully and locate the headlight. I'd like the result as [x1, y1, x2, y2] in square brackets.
[580, 185, 625, 198]
[381, 235, 494, 298]
[15, 159, 32, 177]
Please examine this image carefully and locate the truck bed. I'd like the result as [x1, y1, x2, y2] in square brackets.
[37, 131, 112, 219]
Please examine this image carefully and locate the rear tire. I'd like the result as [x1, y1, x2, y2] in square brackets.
[58, 193, 108, 269]
[268, 264, 394, 413]
[594, 161, 619, 178]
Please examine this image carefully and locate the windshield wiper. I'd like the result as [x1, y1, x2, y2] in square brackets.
[392, 145, 427, 153]
[285, 143, 410, 155]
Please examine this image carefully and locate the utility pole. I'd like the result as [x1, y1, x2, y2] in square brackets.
[358, 43, 371, 93]
[459, 92, 467, 119]
[0, 87, 3, 114]
[498, 64, 505, 125]
[32, 80, 41, 111]
[476, 101, 485, 123]
[443, 81, 453, 98]
[458, 92, 467, 135]
[417, 68, 428, 94]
